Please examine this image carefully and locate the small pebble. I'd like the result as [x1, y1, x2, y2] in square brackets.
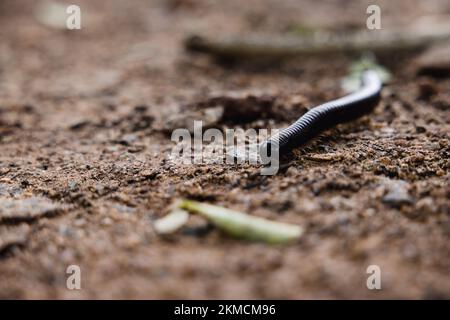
[381, 179, 414, 207]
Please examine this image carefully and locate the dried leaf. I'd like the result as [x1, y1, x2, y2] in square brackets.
[179, 199, 302, 244]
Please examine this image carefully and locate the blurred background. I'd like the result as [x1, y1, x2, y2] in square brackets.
[0, 0, 449, 299]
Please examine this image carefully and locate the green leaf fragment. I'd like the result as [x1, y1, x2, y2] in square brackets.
[341, 55, 391, 93]
[179, 199, 302, 244]
[153, 208, 190, 235]
[287, 24, 319, 37]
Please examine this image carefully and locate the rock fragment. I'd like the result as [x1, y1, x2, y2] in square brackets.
[0, 197, 63, 222]
[0, 224, 31, 253]
[415, 43, 450, 77]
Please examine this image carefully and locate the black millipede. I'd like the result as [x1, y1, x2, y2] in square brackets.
[259, 70, 382, 157]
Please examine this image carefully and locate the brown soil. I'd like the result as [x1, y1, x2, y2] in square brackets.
[0, 0, 449, 299]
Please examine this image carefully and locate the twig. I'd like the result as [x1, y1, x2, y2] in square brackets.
[185, 23, 450, 59]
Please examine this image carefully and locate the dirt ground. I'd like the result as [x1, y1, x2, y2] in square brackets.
[0, 0, 449, 299]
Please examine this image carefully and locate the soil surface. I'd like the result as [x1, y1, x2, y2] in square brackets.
[0, 0, 449, 299]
